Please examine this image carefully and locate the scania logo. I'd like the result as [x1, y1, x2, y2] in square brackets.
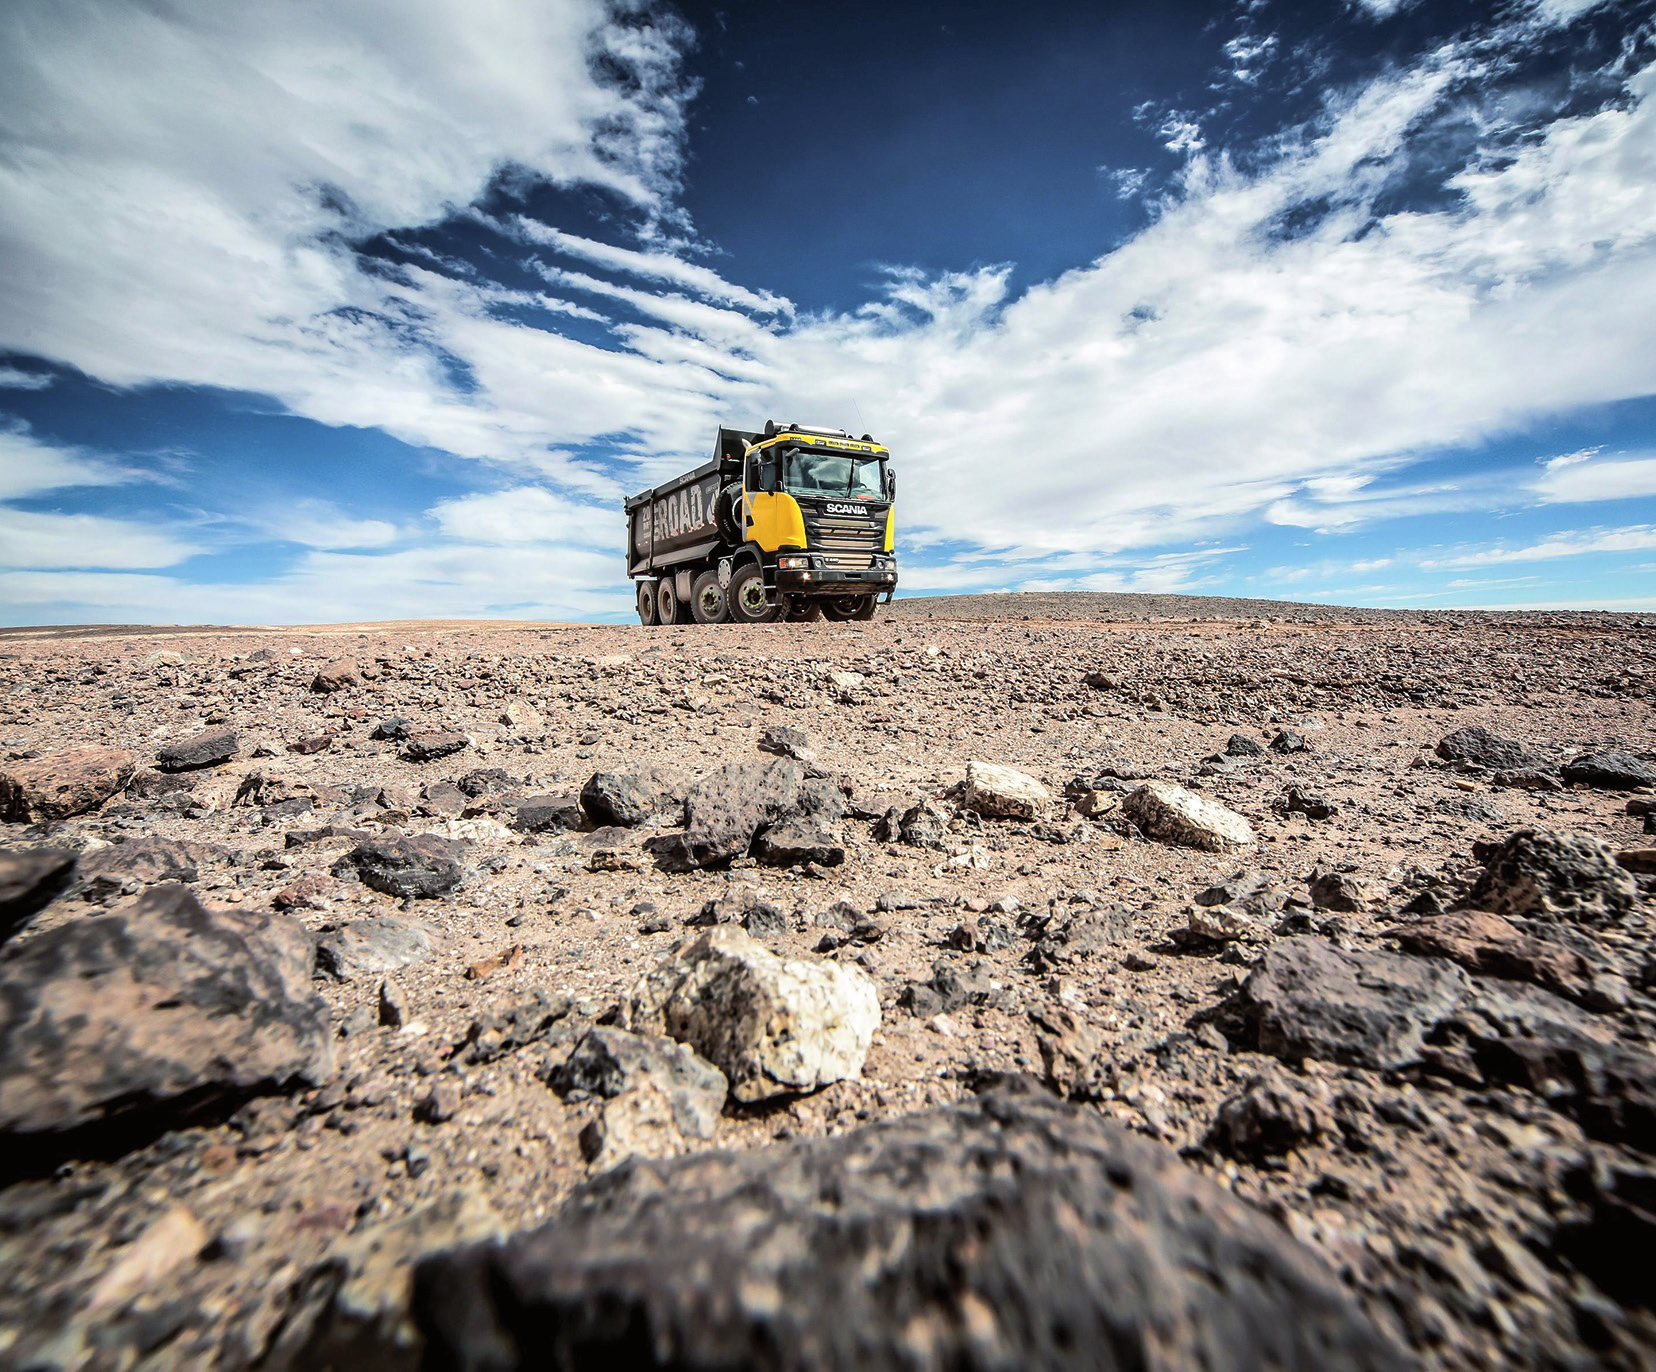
[825, 502, 866, 515]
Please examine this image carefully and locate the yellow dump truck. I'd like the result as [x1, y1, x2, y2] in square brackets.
[626, 421, 898, 624]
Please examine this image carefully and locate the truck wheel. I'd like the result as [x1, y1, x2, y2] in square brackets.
[822, 595, 874, 621]
[728, 564, 779, 623]
[783, 597, 822, 622]
[636, 581, 658, 626]
[691, 570, 729, 623]
[656, 577, 686, 624]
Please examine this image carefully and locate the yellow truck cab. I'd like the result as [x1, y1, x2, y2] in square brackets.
[626, 420, 898, 625]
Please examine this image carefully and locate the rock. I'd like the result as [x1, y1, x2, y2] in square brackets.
[77, 836, 221, 900]
[268, 1187, 505, 1371]
[1027, 907, 1134, 968]
[400, 731, 471, 763]
[316, 917, 439, 981]
[1123, 781, 1254, 852]
[1389, 911, 1609, 1009]
[621, 925, 879, 1103]
[1029, 1003, 1105, 1098]
[753, 818, 845, 867]
[464, 944, 524, 981]
[740, 901, 789, 937]
[1188, 903, 1268, 942]
[514, 793, 585, 834]
[0, 746, 136, 822]
[1195, 870, 1288, 919]
[1225, 732, 1265, 758]
[1436, 726, 1542, 770]
[902, 956, 997, 1015]
[274, 873, 341, 912]
[1269, 729, 1309, 753]
[378, 978, 408, 1028]
[233, 771, 316, 808]
[895, 800, 948, 848]
[455, 990, 571, 1065]
[578, 772, 658, 827]
[289, 733, 335, 755]
[1219, 936, 1471, 1070]
[1562, 749, 1656, 790]
[961, 760, 1050, 819]
[1209, 1069, 1334, 1159]
[1276, 786, 1335, 820]
[406, 1088, 1406, 1371]
[1308, 870, 1369, 913]
[647, 755, 803, 871]
[371, 718, 411, 741]
[0, 884, 334, 1148]
[87, 1204, 209, 1311]
[1465, 829, 1636, 925]
[757, 724, 815, 763]
[0, 846, 77, 938]
[499, 698, 543, 733]
[334, 835, 463, 899]
[552, 1026, 727, 1151]
[156, 727, 239, 771]
[414, 1081, 460, 1124]
[1492, 768, 1562, 792]
[311, 660, 360, 693]
[1617, 848, 1656, 875]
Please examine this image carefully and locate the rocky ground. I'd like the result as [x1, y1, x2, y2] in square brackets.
[0, 595, 1653, 1370]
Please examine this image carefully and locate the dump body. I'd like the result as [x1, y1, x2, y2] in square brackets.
[625, 422, 897, 624]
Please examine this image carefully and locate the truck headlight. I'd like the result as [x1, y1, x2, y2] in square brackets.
[778, 555, 808, 569]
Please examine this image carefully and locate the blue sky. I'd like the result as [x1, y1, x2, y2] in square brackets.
[2, 0, 1655, 624]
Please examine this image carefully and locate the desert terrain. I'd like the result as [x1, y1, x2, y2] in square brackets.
[0, 591, 1653, 1369]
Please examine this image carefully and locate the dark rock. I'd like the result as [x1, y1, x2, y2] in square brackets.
[311, 660, 360, 693]
[1028, 907, 1135, 969]
[1225, 733, 1265, 758]
[1390, 911, 1613, 1009]
[1196, 871, 1288, 919]
[1276, 786, 1335, 820]
[514, 794, 585, 834]
[156, 728, 239, 771]
[1492, 768, 1562, 792]
[646, 755, 803, 871]
[902, 956, 996, 1015]
[407, 1088, 1406, 1371]
[457, 769, 520, 798]
[456, 990, 571, 1065]
[757, 725, 814, 763]
[0, 884, 334, 1153]
[1209, 1068, 1334, 1159]
[1434, 794, 1507, 825]
[1269, 729, 1309, 754]
[1436, 726, 1542, 770]
[315, 916, 439, 981]
[334, 835, 463, 899]
[414, 1081, 460, 1124]
[754, 819, 844, 867]
[897, 801, 948, 849]
[1628, 797, 1656, 817]
[1465, 829, 1636, 925]
[0, 746, 137, 821]
[740, 902, 789, 938]
[579, 772, 658, 827]
[125, 769, 195, 800]
[288, 733, 335, 756]
[370, 718, 411, 741]
[401, 731, 471, 763]
[77, 836, 222, 901]
[1218, 936, 1471, 1070]
[421, 781, 468, 818]
[1562, 749, 1656, 791]
[1308, 871, 1367, 913]
[1555, 1160, 1656, 1310]
[0, 847, 77, 938]
[550, 1026, 727, 1139]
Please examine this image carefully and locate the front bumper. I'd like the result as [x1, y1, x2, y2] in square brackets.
[775, 565, 898, 596]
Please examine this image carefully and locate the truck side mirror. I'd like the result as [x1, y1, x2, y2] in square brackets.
[885, 470, 896, 500]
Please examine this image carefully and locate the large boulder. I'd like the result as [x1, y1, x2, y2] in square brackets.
[1561, 749, 1656, 791]
[334, 835, 463, 899]
[621, 925, 879, 1103]
[1124, 781, 1255, 852]
[0, 846, 77, 939]
[1218, 936, 1471, 1071]
[1436, 726, 1543, 770]
[962, 760, 1050, 819]
[1465, 829, 1636, 925]
[156, 727, 239, 771]
[0, 884, 334, 1151]
[0, 746, 136, 822]
[406, 1087, 1406, 1371]
[648, 756, 803, 871]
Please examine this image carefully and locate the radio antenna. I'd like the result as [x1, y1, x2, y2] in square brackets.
[850, 397, 868, 433]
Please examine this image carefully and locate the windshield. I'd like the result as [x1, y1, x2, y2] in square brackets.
[781, 449, 885, 498]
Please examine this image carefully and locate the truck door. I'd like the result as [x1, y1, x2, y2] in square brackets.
[743, 447, 806, 553]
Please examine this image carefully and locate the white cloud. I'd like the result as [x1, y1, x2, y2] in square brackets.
[254, 499, 398, 550]
[430, 486, 618, 547]
[0, 366, 51, 390]
[1531, 456, 1656, 504]
[0, 508, 198, 569]
[0, 425, 136, 499]
[1539, 446, 1600, 471]
[1424, 524, 1656, 567]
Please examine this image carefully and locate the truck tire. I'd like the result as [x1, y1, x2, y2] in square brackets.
[783, 597, 822, 622]
[656, 577, 688, 624]
[728, 564, 779, 623]
[822, 595, 876, 621]
[691, 570, 729, 623]
[636, 581, 658, 626]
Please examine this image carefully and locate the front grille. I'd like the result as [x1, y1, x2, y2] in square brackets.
[807, 512, 882, 569]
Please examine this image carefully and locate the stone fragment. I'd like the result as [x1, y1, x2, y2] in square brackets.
[499, 698, 543, 733]
[1466, 829, 1636, 925]
[757, 725, 815, 763]
[311, 660, 360, 693]
[233, 772, 317, 808]
[88, 1204, 209, 1311]
[621, 925, 879, 1103]
[1123, 781, 1255, 852]
[77, 836, 220, 901]
[1276, 786, 1335, 820]
[1309, 870, 1369, 913]
[1269, 729, 1309, 753]
[1390, 910, 1607, 1008]
[371, 718, 411, 741]
[578, 772, 658, 827]
[274, 873, 340, 912]
[289, 733, 335, 755]
[552, 1026, 727, 1153]
[156, 727, 239, 771]
[514, 794, 585, 834]
[316, 917, 439, 981]
[378, 978, 408, 1029]
[334, 835, 463, 899]
[1225, 732, 1265, 758]
[1195, 870, 1288, 919]
[455, 990, 571, 1065]
[753, 818, 844, 867]
[0, 884, 334, 1144]
[0, 846, 77, 938]
[1188, 903, 1268, 942]
[1562, 749, 1656, 791]
[464, 944, 524, 981]
[1220, 936, 1471, 1070]
[961, 760, 1050, 819]
[1492, 768, 1562, 791]
[647, 755, 803, 871]
[0, 746, 136, 822]
[1208, 1069, 1334, 1159]
[1617, 848, 1656, 875]
[897, 800, 948, 848]
[1436, 726, 1542, 770]
[401, 731, 471, 763]
[415, 1081, 460, 1124]
[406, 1089, 1406, 1372]
[1029, 1004, 1105, 1098]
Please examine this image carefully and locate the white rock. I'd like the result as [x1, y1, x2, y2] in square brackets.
[1123, 782, 1255, 852]
[962, 760, 1050, 819]
[499, 698, 543, 733]
[1187, 903, 1267, 942]
[621, 925, 880, 1103]
[829, 671, 865, 690]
